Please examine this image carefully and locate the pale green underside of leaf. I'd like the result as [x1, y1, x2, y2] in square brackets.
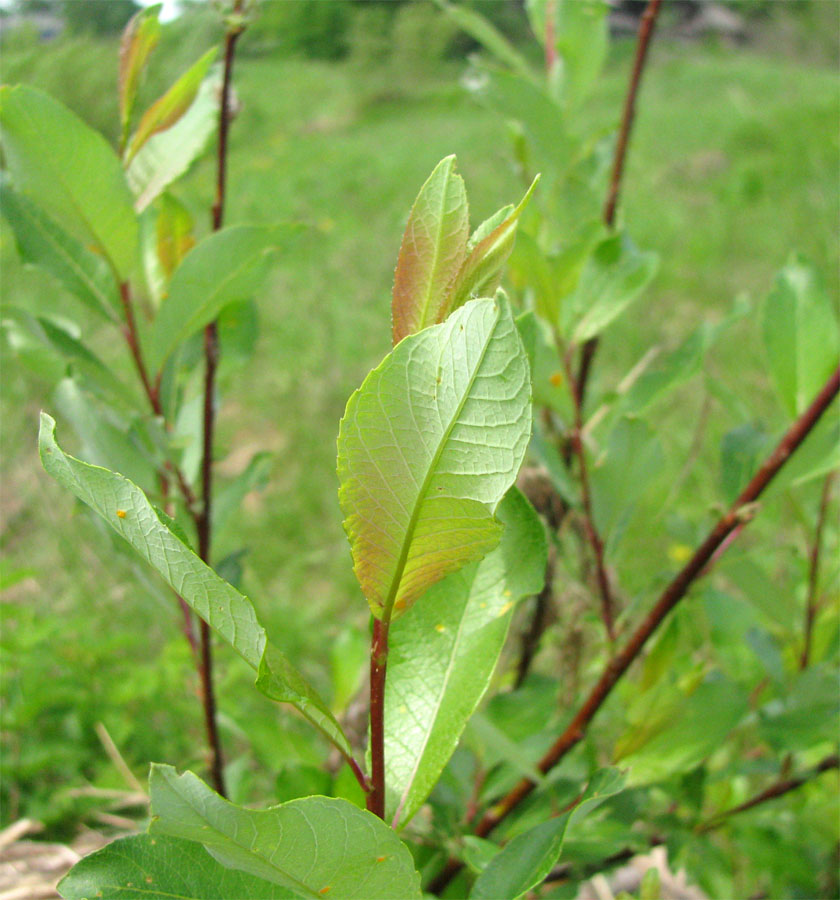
[391, 154, 469, 344]
[0, 85, 138, 277]
[385, 487, 547, 828]
[150, 766, 422, 899]
[127, 72, 220, 212]
[149, 223, 297, 372]
[38, 414, 351, 758]
[0, 183, 121, 321]
[337, 297, 531, 621]
[59, 834, 291, 900]
[762, 254, 840, 417]
[126, 48, 216, 162]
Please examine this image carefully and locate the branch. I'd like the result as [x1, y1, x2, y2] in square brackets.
[564, 352, 616, 641]
[697, 754, 839, 833]
[193, 3, 246, 799]
[428, 366, 840, 894]
[119, 281, 160, 416]
[368, 618, 389, 820]
[801, 471, 835, 669]
[577, 0, 663, 403]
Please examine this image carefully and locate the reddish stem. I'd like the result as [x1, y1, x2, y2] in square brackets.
[800, 472, 835, 669]
[119, 282, 160, 415]
[697, 753, 839, 833]
[367, 617, 389, 819]
[564, 353, 616, 641]
[577, 0, 663, 402]
[428, 366, 840, 894]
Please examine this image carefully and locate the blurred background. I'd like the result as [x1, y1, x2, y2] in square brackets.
[0, 0, 837, 894]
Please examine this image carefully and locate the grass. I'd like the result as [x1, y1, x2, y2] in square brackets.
[1, 7, 838, 844]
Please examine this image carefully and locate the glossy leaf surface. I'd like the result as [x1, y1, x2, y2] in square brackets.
[338, 297, 531, 621]
[392, 155, 469, 344]
[59, 834, 288, 900]
[150, 766, 422, 899]
[0, 85, 138, 276]
[385, 488, 546, 827]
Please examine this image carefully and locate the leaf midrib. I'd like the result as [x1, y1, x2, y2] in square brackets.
[380, 302, 500, 623]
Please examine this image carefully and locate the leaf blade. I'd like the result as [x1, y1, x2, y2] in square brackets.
[391, 155, 469, 344]
[385, 488, 547, 828]
[0, 85, 138, 276]
[149, 766, 422, 899]
[337, 297, 532, 621]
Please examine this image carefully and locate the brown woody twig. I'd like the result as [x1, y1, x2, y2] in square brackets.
[428, 366, 840, 894]
[577, 0, 663, 403]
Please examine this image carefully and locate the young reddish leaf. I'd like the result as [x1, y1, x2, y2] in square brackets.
[118, 4, 162, 144]
[125, 48, 217, 163]
[391, 155, 469, 345]
[445, 174, 540, 317]
[338, 297, 531, 622]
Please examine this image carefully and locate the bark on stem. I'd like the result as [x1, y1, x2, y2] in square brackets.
[428, 366, 840, 895]
[564, 353, 616, 641]
[367, 617, 390, 820]
[697, 753, 839, 833]
[577, 0, 663, 402]
[192, 6, 245, 799]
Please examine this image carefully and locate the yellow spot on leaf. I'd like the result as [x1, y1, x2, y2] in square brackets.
[549, 372, 563, 387]
[319, 887, 331, 895]
[435, 624, 446, 633]
[498, 601, 514, 617]
[668, 543, 692, 564]
[116, 509, 127, 518]
[376, 856, 387, 863]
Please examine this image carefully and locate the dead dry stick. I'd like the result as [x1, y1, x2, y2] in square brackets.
[428, 366, 840, 895]
[94, 722, 146, 796]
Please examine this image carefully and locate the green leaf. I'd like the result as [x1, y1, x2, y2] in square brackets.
[469, 767, 626, 899]
[256, 643, 353, 758]
[565, 234, 658, 344]
[758, 665, 838, 753]
[0, 183, 120, 321]
[119, 4, 162, 141]
[337, 297, 531, 621]
[127, 72, 220, 212]
[149, 765, 422, 899]
[150, 224, 297, 372]
[720, 423, 770, 504]
[391, 155, 469, 344]
[156, 192, 196, 280]
[762, 254, 840, 417]
[0, 85, 138, 277]
[38, 414, 352, 758]
[446, 176, 540, 316]
[469, 68, 576, 173]
[615, 675, 749, 786]
[434, 0, 535, 81]
[591, 416, 665, 547]
[59, 833, 289, 900]
[469, 817, 569, 900]
[385, 488, 547, 828]
[125, 48, 217, 163]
